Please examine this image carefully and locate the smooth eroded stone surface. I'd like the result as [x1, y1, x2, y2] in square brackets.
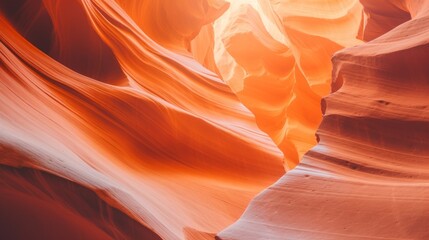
[217, 1, 429, 239]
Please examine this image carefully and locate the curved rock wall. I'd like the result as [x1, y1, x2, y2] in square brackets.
[2, 1, 428, 239]
[217, 1, 429, 239]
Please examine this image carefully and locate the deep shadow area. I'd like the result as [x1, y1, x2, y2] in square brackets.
[0, 0, 125, 83]
[0, 165, 162, 240]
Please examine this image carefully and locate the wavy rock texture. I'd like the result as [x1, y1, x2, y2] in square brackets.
[214, 0, 362, 168]
[218, 0, 429, 239]
[2, 0, 428, 240]
[0, 0, 284, 239]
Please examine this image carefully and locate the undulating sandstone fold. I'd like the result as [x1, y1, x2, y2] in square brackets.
[217, 1, 429, 239]
[357, 0, 411, 41]
[0, 0, 125, 83]
[214, 0, 362, 168]
[0, 0, 54, 54]
[114, 0, 229, 53]
[80, 0, 267, 130]
[113, 0, 227, 74]
[258, 0, 363, 95]
[0, 2, 284, 238]
[0, 165, 162, 240]
[2, 0, 429, 239]
[190, 24, 222, 76]
[215, 3, 318, 169]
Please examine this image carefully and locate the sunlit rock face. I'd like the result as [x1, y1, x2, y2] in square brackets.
[218, 0, 429, 239]
[214, 0, 362, 169]
[1, 0, 428, 240]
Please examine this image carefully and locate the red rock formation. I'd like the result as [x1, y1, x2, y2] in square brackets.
[217, 0, 429, 239]
[0, 0, 124, 83]
[114, 0, 229, 53]
[2, 0, 428, 239]
[214, 0, 362, 169]
[0, 165, 162, 240]
[0, 1, 283, 239]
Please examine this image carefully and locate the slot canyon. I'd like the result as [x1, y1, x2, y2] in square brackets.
[1, 0, 428, 239]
